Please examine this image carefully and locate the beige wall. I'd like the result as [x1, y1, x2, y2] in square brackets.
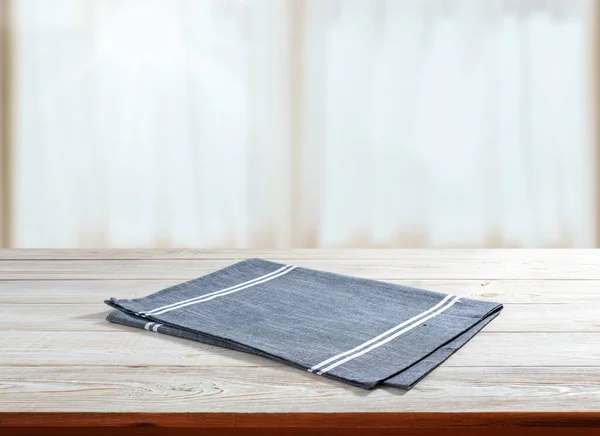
[0, 0, 12, 248]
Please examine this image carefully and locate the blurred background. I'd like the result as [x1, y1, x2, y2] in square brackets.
[0, 0, 598, 249]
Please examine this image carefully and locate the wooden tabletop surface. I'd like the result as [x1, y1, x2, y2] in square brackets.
[1, 249, 599, 435]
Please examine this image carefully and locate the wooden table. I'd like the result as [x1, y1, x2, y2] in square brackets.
[1, 249, 599, 435]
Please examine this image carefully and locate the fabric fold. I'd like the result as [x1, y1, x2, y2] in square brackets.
[105, 258, 503, 389]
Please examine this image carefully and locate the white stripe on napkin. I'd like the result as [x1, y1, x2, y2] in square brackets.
[144, 264, 294, 315]
[148, 265, 297, 315]
[311, 295, 461, 375]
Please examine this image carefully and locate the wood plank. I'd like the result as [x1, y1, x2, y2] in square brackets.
[2, 420, 600, 436]
[3, 255, 600, 279]
[2, 426, 599, 436]
[1, 366, 599, 413]
[1, 331, 598, 367]
[1, 424, 597, 436]
[1, 250, 599, 428]
[0, 303, 595, 333]
[3, 411, 600, 430]
[0, 279, 598, 304]
[0, 248, 598, 261]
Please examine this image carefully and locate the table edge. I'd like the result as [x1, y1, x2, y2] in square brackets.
[2, 412, 600, 428]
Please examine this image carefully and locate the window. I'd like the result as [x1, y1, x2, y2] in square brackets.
[1, 0, 596, 248]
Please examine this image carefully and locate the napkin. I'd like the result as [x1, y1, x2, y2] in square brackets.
[105, 258, 503, 389]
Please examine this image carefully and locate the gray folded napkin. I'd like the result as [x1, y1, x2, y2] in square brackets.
[105, 258, 502, 390]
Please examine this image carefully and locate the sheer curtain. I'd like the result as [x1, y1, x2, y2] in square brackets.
[11, 0, 596, 248]
[299, 0, 595, 248]
[13, 0, 294, 248]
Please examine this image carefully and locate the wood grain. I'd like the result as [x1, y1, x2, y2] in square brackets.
[1, 331, 598, 367]
[3, 411, 600, 428]
[1, 279, 599, 304]
[0, 302, 597, 333]
[1, 249, 599, 433]
[2, 366, 600, 413]
[2, 256, 600, 279]
[3, 413, 600, 436]
[3, 428, 594, 436]
[0, 248, 598, 260]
